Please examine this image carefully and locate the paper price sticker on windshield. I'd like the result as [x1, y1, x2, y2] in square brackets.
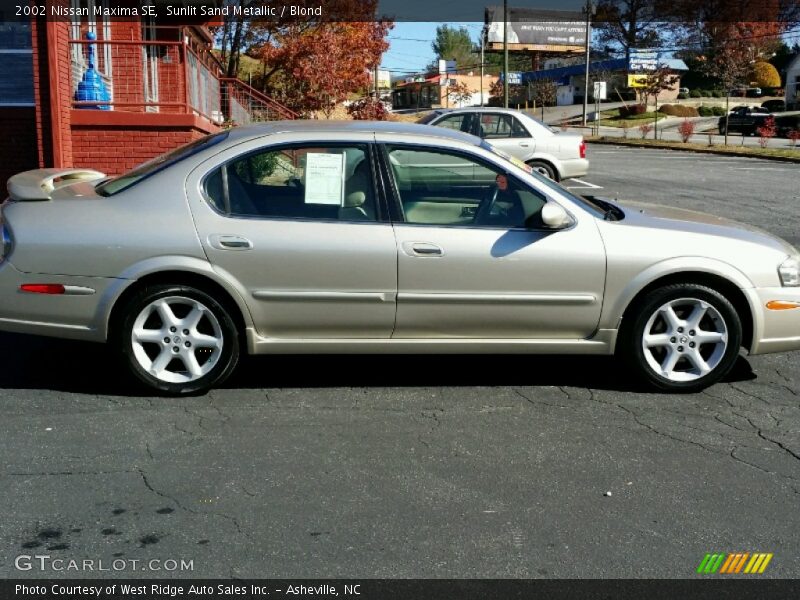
[305, 152, 345, 205]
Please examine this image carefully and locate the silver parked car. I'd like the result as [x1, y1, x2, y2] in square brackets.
[418, 107, 588, 181]
[1, 121, 799, 395]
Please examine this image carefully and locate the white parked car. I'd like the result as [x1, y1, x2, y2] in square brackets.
[419, 107, 588, 181]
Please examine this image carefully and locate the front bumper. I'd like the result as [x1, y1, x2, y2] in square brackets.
[0, 261, 120, 342]
[747, 286, 800, 355]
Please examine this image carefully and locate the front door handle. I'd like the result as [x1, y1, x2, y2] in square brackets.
[403, 242, 443, 257]
[209, 234, 253, 251]
[519, 142, 530, 147]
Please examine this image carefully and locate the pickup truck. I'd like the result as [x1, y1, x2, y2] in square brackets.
[718, 106, 771, 136]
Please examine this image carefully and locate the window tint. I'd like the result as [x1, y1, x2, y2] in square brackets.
[386, 146, 547, 228]
[205, 144, 377, 222]
[434, 114, 469, 132]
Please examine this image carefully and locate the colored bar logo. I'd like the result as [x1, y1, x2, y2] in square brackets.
[697, 552, 773, 574]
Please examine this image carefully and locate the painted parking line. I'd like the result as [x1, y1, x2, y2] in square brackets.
[565, 178, 603, 189]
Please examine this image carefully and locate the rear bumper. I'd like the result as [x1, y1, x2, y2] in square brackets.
[748, 286, 800, 355]
[559, 158, 589, 180]
[0, 261, 118, 342]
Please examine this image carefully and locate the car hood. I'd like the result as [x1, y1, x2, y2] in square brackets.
[617, 200, 797, 256]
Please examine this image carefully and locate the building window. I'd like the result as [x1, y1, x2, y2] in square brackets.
[0, 22, 33, 106]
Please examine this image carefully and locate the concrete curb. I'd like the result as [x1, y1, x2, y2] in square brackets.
[586, 137, 800, 164]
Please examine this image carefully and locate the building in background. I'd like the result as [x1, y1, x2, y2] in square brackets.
[0, 5, 295, 191]
[391, 73, 497, 110]
[786, 54, 800, 110]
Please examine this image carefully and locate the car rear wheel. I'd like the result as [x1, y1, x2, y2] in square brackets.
[619, 284, 742, 393]
[118, 284, 240, 395]
[527, 160, 558, 181]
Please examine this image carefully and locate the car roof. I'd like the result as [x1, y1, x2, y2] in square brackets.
[226, 119, 482, 146]
[434, 107, 528, 115]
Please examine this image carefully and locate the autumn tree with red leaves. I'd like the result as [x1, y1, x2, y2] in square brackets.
[242, 0, 392, 116]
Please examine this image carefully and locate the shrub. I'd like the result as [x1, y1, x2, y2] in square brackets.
[659, 104, 699, 117]
[711, 90, 723, 98]
[618, 104, 647, 118]
[346, 98, 389, 121]
[757, 115, 776, 148]
[700, 90, 712, 97]
[690, 89, 702, 98]
[788, 129, 800, 147]
[712, 106, 726, 116]
[698, 105, 713, 117]
[639, 122, 653, 139]
[678, 119, 696, 142]
[750, 62, 781, 88]
[677, 92, 688, 100]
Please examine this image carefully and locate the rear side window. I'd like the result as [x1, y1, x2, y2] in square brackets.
[96, 131, 229, 196]
[204, 144, 378, 222]
[434, 114, 470, 132]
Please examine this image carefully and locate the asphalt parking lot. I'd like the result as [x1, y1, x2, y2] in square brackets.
[1, 145, 799, 579]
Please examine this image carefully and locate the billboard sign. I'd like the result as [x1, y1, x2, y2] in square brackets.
[485, 6, 586, 50]
[629, 50, 659, 73]
[507, 72, 523, 85]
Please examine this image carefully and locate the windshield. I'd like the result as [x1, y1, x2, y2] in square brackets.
[480, 141, 609, 218]
[96, 131, 230, 196]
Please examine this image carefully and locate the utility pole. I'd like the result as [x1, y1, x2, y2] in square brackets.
[503, 0, 509, 108]
[581, 0, 594, 127]
[480, 28, 485, 107]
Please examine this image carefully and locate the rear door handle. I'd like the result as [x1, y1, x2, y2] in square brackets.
[209, 234, 253, 251]
[519, 142, 530, 147]
[403, 242, 443, 257]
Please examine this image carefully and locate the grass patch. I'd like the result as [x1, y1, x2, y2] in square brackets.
[588, 137, 800, 161]
[597, 112, 667, 128]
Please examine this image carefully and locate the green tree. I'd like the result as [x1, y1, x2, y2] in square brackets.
[749, 61, 781, 88]
[432, 25, 475, 69]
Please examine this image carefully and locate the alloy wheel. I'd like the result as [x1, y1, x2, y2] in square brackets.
[641, 297, 728, 382]
[130, 296, 224, 384]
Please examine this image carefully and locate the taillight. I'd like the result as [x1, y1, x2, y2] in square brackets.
[579, 139, 587, 159]
[0, 222, 11, 262]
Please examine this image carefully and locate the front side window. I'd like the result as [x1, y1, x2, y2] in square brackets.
[386, 146, 547, 229]
[205, 144, 377, 222]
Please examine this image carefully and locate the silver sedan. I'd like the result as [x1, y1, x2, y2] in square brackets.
[1, 121, 799, 395]
[418, 107, 588, 181]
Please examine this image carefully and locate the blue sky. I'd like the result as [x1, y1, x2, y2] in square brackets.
[382, 22, 484, 74]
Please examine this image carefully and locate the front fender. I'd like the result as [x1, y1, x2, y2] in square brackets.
[601, 256, 758, 333]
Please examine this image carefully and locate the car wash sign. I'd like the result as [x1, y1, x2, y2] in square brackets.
[629, 49, 659, 73]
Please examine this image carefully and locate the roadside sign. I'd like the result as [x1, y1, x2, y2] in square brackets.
[629, 49, 659, 72]
[593, 81, 607, 100]
[438, 59, 456, 75]
[627, 74, 649, 88]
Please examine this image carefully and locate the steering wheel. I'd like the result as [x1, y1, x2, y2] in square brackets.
[473, 185, 499, 225]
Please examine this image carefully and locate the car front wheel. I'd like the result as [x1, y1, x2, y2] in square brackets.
[117, 284, 240, 395]
[619, 284, 742, 392]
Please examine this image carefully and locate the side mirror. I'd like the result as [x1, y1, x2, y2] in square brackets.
[541, 202, 572, 229]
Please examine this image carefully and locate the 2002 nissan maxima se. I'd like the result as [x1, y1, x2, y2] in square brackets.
[1, 122, 799, 395]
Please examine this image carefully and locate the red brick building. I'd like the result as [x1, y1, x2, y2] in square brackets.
[1, 3, 295, 191]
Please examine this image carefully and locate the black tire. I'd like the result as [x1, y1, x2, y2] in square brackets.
[116, 284, 240, 395]
[617, 284, 742, 393]
[527, 160, 558, 181]
[718, 124, 726, 135]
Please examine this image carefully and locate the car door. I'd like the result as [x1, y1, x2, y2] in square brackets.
[378, 140, 606, 339]
[472, 112, 534, 160]
[185, 136, 397, 339]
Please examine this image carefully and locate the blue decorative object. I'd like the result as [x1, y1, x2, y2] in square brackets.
[74, 31, 111, 110]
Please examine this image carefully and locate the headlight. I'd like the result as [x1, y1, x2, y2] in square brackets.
[779, 257, 800, 287]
